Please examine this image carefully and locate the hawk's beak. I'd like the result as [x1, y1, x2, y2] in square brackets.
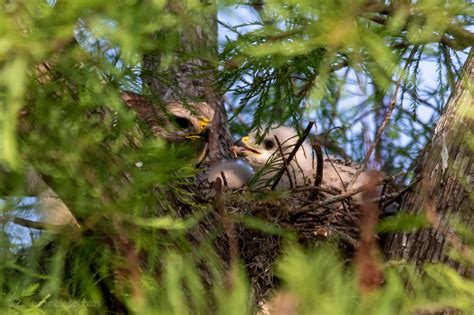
[232, 136, 261, 156]
[185, 118, 210, 141]
[191, 118, 211, 167]
[198, 118, 210, 132]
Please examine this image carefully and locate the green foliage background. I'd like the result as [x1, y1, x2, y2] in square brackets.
[220, 0, 472, 179]
[0, 0, 473, 314]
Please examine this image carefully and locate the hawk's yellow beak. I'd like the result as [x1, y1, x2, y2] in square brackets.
[236, 135, 261, 154]
[185, 117, 210, 140]
[198, 118, 210, 132]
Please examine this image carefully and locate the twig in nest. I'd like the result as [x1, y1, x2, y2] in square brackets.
[334, 231, 359, 249]
[302, 185, 365, 213]
[274, 135, 294, 189]
[381, 176, 421, 208]
[293, 185, 340, 195]
[195, 142, 209, 168]
[308, 140, 324, 201]
[291, 155, 307, 187]
[312, 141, 324, 187]
[378, 182, 388, 210]
[220, 171, 228, 187]
[212, 178, 240, 290]
[323, 126, 348, 192]
[348, 82, 400, 187]
[292, 174, 399, 215]
[271, 121, 315, 190]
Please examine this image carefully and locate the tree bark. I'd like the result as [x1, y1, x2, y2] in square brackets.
[141, 1, 234, 276]
[142, 1, 231, 162]
[383, 52, 473, 277]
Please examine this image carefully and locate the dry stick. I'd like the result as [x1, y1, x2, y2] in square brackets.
[369, 187, 414, 204]
[296, 173, 400, 193]
[348, 81, 401, 188]
[212, 178, 239, 290]
[309, 141, 324, 201]
[293, 185, 339, 195]
[378, 182, 388, 210]
[349, 48, 418, 188]
[335, 232, 359, 249]
[292, 154, 308, 187]
[323, 126, 349, 192]
[271, 121, 315, 190]
[274, 135, 294, 189]
[0, 216, 71, 231]
[220, 171, 228, 187]
[292, 185, 368, 215]
[380, 177, 421, 207]
[312, 141, 324, 187]
[293, 173, 400, 215]
[318, 176, 404, 207]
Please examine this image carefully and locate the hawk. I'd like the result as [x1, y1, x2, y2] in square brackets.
[234, 126, 365, 193]
[207, 158, 255, 189]
[121, 91, 214, 163]
[31, 92, 215, 226]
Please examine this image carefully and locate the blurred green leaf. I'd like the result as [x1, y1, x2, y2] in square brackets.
[378, 212, 429, 233]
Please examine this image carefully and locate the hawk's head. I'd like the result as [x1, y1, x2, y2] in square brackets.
[121, 91, 214, 162]
[234, 126, 313, 169]
[232, 126, 315, 189]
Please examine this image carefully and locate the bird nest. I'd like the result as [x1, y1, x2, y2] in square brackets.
[209, 122, 405, 302]
[221, 183, 365, 302]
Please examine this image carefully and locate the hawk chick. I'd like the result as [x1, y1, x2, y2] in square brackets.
[207, 159, 255, 189]
[235, 126, 363, 193]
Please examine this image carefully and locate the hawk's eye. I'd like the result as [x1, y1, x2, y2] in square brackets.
[175, 117, 191, 129]
[264, 139, 275, 150]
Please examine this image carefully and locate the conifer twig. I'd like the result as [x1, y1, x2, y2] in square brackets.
[349, 47, 418, 188]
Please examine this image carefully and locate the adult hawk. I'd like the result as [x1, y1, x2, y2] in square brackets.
[30, 92, 215, 226]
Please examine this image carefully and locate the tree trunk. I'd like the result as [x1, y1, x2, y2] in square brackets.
[383, 52, 473, 277]
[142, 1, 231, 162]
[141, 1, 233, 275]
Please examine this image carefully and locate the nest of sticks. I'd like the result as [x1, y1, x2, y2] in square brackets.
[223, 182, 364, 300]
[213, 122, 411, 303]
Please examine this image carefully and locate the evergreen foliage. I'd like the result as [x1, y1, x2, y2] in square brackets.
[220, 0, 473, 177]
[0, 0, 473, 314]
